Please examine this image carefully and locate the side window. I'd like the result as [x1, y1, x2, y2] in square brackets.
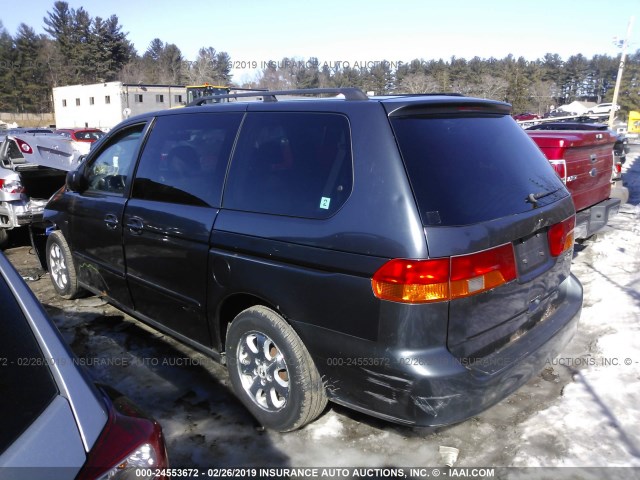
[224, 112, 353, 218]
[132, 112, 242, 207]
[85, 124, 145, 195]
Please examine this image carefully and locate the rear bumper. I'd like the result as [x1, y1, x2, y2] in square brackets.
[0, 199, 46, 230]
[295, 274, 583, 426]
[574, 197, 621, 239]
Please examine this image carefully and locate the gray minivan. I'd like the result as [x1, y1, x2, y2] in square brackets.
[35, 88, 583, 431]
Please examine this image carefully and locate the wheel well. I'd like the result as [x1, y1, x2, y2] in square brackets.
[218, 293, 278, 352]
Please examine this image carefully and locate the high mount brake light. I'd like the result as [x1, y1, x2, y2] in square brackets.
[372, 243, 517, 303]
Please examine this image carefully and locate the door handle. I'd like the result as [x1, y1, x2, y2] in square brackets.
[126, 217, 144, 235]
[104, 214, 119, 230]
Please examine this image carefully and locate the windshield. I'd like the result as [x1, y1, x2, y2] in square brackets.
[390, 114, 567, 226]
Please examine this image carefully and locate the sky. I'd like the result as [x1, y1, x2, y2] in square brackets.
[1, 0, 639, 83]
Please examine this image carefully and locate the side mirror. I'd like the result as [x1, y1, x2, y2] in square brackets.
[66, 169, 87, 192]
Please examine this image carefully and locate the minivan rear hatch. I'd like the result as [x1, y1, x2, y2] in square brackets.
[385, 98, 575, 361]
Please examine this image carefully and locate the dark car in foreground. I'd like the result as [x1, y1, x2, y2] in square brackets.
[34, 87, 583, 431]
[0, 253, 168, 478]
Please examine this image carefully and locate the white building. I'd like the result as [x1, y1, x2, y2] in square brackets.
[52, 82, 187, 130]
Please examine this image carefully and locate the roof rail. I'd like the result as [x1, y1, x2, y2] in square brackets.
[187, 87, 368, 106]
[386, 92, 465, 97]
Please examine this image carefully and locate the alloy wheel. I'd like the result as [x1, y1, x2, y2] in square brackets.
[236, 331, 290, 411]
[49, 243, 69, 291]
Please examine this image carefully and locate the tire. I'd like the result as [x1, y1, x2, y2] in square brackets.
[226, 306, 327, 431]
[46, 231, 81, 299]
[0, 229, 8, 250]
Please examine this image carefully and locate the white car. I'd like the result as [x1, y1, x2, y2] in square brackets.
[587, 103, 620, 114]
[0, 130, 85, 248]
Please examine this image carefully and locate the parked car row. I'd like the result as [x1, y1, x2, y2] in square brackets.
[29, 87, 583, 433]
[0, 128, 104, 248]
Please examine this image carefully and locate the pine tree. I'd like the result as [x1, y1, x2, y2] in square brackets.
[14, 24, 50, 113]
[0, 21, 15, 111]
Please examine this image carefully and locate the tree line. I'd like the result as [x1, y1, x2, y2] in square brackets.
[249, 53, 640, 117]
[0, 1, 232, 113]
[1, 1, 639, 117]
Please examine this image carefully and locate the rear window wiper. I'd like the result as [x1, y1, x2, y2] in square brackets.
[526, 187, 562, 206]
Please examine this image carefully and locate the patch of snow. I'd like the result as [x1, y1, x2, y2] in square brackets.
[513, 152, 640, 467]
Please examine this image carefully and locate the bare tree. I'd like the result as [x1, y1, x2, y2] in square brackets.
[528, 80, 557, 115]
[469, 74, 508, 100]
[398, 73, 439, 93]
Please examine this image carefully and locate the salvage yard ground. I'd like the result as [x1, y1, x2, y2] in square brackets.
[4, 147, 640, 473]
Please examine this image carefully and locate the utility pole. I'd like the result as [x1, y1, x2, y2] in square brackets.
[608, 16, 635, 129]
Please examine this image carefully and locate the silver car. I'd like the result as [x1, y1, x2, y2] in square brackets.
[0, 130, 85, 248]
[0, 253, 168, 478]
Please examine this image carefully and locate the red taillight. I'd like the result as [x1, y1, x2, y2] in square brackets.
[372, 243, 517, 303]
[548, 216, 575, 257]
[372, 258, 450, 303]
[612, 162, 622, 179]
[15, 138, 33, 154]
[76, 392, 168, 480]
[450, 244, 517, 299]
[549, 159, 567, 183]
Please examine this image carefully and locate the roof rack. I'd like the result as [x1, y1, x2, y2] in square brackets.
[385, 92, 465, 97]
[187, 87, 369, 106]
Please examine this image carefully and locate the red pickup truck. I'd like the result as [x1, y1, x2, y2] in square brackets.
[526, 129, 621, 239]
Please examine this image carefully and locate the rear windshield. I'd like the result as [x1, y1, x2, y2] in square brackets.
[0, 277, 58, 454]
[390, 114, 566, 226]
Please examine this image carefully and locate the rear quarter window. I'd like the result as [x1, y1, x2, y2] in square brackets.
[223, 112, 353, 218]
[390, 114, 566, 226]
